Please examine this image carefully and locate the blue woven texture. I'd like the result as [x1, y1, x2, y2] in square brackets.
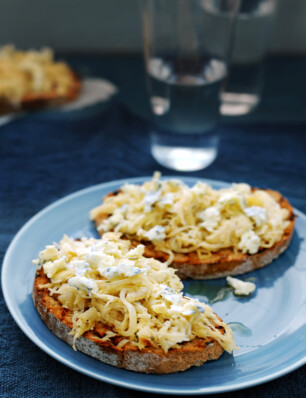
[0, 103, 305, 397]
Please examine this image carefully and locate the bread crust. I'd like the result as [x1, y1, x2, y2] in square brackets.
[93, 189, 295, 279]
[0, 71, 81, 115]
[33, 269, 224, 373]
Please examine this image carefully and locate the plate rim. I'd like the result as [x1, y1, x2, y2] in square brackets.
[2, 176, 306, 395]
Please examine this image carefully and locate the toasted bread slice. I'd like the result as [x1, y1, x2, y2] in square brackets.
[33, 268, 224, 374]
[93, 189, 295, 280]
[0, 45, 81, 115]
[0, 71, 81, 115]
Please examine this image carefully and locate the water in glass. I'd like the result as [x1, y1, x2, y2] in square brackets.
[148, 57, 226, 171]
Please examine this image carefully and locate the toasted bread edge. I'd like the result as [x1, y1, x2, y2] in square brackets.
[32, 269, 224, 374]
[0, 71, 81, 115]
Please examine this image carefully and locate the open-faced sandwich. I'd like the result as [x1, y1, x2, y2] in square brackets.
[33, 233, 237, 374]
[90, 173, 295, 279]
[0, 45, 81, 114]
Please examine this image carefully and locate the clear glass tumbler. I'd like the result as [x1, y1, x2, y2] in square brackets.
[221, 0, 278, 116]
[141, 0, 240, 172]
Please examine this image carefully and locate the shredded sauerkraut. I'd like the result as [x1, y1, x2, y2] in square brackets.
[0, 45, 76, 105]
[33, 233, 237, 353]
[90, 172, 290, 262]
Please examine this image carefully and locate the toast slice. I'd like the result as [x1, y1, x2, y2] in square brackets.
[0, 72, 81, 115]
[0, 45, 81, 115]
[33, 268, 225, 373]
[32, 235, 236, 373]
[91, 178, 295, 280]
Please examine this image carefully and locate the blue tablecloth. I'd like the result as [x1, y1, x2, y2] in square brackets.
[0, 55, 305, 397]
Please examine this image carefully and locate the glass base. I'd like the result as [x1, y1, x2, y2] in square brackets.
[150, 128, 219, 172]
[151, 144, 217, 171]
[150, 129, 218, 171]
[220, 92, 260, 116]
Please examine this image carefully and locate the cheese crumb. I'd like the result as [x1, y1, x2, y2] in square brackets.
[218, 192, 246, 210]
[238, 230, 261, 254]
[143, 225, 166, 241]
[244, 206, 267, 227]
[198, 207, 221, 232]
[226, 276, 256, 296]
[68, 276, 98, 295]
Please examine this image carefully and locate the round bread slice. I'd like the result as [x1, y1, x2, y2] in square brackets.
[33, 268, 225, 374]
[0, 71, 81, 115]
[93, 189, 295, 280]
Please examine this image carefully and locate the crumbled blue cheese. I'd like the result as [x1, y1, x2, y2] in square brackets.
[238, 230, 261, 254]
[169, 304, 194, 316]
[194, 303, 205, 313]
[127, 244, 145, 259]
[158, 285, 205, 316]
[100, 240, 124, 257]
[198, 207, 221, 232]
[143, 187, 162, 212]
[100, 213, 124, 232]
[226, 276, 256, 296]
[219, 192, 246, 209]
[33, 245, 59, 269]
[244, 206, 267, 227]
[159, 285, 181, 304]
[144, 225, 166, 241]
[42, 245, 59, 261]
[43, 256, 67, 279]
[69, 260, 89, 276]
[85, 252, 116, 269]
[99, 262, 146, 279]
[99, 267, 118, 279]
[68, 276, 98, 295]
[170, 301, 205, 316]
[158, 193, 174, 207]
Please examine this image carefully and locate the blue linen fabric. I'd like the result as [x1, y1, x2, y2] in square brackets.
[1, 86, 306, 396]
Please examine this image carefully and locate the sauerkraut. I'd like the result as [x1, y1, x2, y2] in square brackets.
[90, 172, 290, 263]
[33, 234, 237, 353]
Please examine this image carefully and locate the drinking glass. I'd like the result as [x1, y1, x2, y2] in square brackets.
[221, 0, 278, 116]
[141, 0, 240, 172]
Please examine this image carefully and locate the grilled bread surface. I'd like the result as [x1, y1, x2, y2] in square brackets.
[33, 268, 225, 374]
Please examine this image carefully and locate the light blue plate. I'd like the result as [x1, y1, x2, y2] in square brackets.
[2, 177, 306, 395]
